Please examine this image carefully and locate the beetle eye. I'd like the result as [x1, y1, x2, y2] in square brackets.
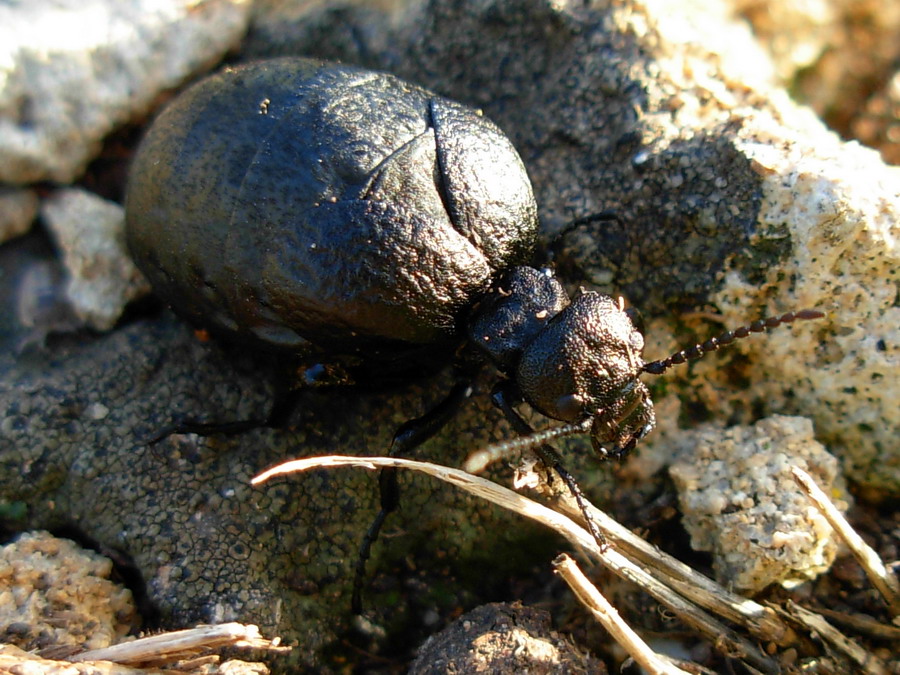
[629, 330, 645, 356]
[554, 393, 584, 420]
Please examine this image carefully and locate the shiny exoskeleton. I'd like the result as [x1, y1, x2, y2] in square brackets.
[125, 57, 823, 612]
[126, 57, 536, 367]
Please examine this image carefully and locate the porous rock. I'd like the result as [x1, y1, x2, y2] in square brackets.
[669, 416, 847, 592]
[0, 187, 38, 243]
[0, 530, 135, 651]
[2, 0, 898, 670]
[41, 188, 150, 331]
[0, 0, 252, 184]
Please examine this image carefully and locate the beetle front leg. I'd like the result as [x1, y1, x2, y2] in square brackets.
[352, 379, 473, 614]
[489, 382, 609, 552]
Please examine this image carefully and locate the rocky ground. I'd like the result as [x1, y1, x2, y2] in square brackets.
[0, 0, 897, 672]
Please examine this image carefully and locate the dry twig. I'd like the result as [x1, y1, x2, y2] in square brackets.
[791, 465, 900, 617]
[813, 607, 900, 641]
[253, 455, 780, 672]
[70, 623, 288, 666]
[554, 553, 692, 675]
[781, 602, 889, 675]
[535, 469, 790, 644]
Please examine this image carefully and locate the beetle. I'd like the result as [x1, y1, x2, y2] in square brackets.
[126, 57, 537, 371]
[125, 57, 823, 612]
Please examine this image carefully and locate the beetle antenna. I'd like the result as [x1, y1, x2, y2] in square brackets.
[642, 309, 825, 376]
[464, 418, 593, 474]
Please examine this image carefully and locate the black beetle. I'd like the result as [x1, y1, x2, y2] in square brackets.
[125, 57, 823, 611]
[126, 57, 537, 370]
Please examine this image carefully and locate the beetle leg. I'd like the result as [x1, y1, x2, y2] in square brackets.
[141, 385, 305, 445]
[489, 382, 608, 552]
[352, 379, 473, 614]
[141, 417, 269, 445]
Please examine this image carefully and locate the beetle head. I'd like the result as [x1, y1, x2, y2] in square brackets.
[514, 291, 658, 458]
[467, 298, 823, 473]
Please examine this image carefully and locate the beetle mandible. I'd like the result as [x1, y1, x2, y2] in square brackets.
[125, 57, 823, 611]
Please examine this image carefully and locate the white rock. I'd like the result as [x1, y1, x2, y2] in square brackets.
[0, 187, 38, 242]
[0, 0, 252, 184]
[669, 416, 847, 592]
[40, 188, 150, 330]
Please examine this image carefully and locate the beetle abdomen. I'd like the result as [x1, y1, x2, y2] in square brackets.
[126, 57, 537, 357]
